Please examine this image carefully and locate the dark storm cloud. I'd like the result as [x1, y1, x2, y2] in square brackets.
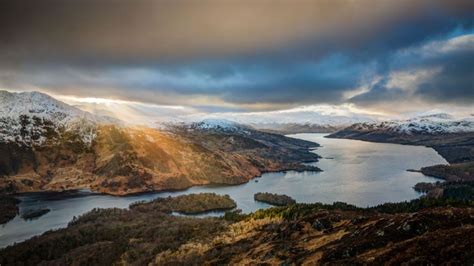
[414, 54, 474, 103]
[349, 77, 406, 103]
[0, 0, 473, 110]
[350, 32, 474, 106]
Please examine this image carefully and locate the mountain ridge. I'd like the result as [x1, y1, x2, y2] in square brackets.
[0, 91, 321, 196]
[328, 114, 474, 164]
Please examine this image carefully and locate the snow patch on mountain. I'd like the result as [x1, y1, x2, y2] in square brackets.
[186, 105, 378, 128]
[193, 119, 238, 129]
[155, 119, 252, 135]
[0, 90, 117, 124]
[188, 119, 251, 134]
[0, 90, 116, 146]
[350, 113, 474, 135]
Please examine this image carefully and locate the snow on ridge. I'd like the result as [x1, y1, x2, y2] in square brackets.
[195, 112, 377, 128]
[0, 90, 119, 125]
[248, 115, 375, 129]
[350, 113, 474, 135]
[193, 119, 240, 129]
[189, 119, 252, 134]
[153, 119, 251, 134]
[0, 90, 118, 146]
[0, 90, 86, 123]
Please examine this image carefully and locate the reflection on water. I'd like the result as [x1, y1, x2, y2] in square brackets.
[0, 133, 446, 248]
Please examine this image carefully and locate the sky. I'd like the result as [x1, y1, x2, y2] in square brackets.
[1, 0, 473, 124]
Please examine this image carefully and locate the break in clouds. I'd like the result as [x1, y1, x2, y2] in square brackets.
[0, 0, 473, 115]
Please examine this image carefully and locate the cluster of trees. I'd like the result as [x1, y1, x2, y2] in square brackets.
[242, 182, 474, 221]
[1, 198, 229, 265]
[421, 162, 474, 180]
[2, 185, 474, 264]
[254, 192, 296, 206]
[130, 193, 237, 214]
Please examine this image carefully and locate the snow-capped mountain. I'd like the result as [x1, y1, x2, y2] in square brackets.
[189, 119, 250, 133]
[156, 119, 253, 136]
[0, 90, 117, 124]
[189, 108, 377, 129]
[348, 113, 474, 135]
[0, 92, 321, 196]
[0, 90, 117, 146]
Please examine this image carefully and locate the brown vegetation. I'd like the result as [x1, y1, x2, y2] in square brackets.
[0, 123, 320, 195]
[421, 162, 474, 181]
[154, 206, 474, 265]
[0, 193, 232, 265]
[130, 193, 236, 214]
[2, 189, 474, 265]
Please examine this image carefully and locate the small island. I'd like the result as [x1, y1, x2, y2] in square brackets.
[130, 193, 237, 215]
[254, 192, 296, 206]
[413, 182, 438, 193]
[21, 208, 51, 220]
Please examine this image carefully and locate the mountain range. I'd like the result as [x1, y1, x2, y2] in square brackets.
[0, 91, 320, 195]
[1, 91, 473, 264]
[328, 113, 474, 164]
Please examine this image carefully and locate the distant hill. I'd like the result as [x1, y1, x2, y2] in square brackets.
[251, 122, 342, 134]
[185, 105, 377, 134]
[328, 113, 474, 164]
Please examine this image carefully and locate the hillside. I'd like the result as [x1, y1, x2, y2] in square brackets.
[0, 91, 321, 196]
[2, 189, 473, 265]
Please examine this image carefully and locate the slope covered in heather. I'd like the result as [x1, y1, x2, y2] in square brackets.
[0, 91, 320, 195]
[2, 189, 473, 265]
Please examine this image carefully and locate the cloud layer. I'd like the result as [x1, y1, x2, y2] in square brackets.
[0, 0, 472, 114]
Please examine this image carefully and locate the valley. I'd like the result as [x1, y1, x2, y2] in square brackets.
[1, 91, 473, 264]
[1, 2, 473, 263]
[0, 133, 445, 248]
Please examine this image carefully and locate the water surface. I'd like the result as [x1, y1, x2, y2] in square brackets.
[0, 134, 446, 248]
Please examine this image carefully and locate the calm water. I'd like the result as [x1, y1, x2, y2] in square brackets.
[0, 134, 446, 248]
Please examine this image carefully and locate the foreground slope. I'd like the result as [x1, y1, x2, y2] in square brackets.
[1, 188, 473, 265]
[0, 91, 320, 195]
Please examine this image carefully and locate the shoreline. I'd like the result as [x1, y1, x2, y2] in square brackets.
[0, 136, 448, 249]
[7, 162, 322, 198]
[325, 132, 473, 165]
